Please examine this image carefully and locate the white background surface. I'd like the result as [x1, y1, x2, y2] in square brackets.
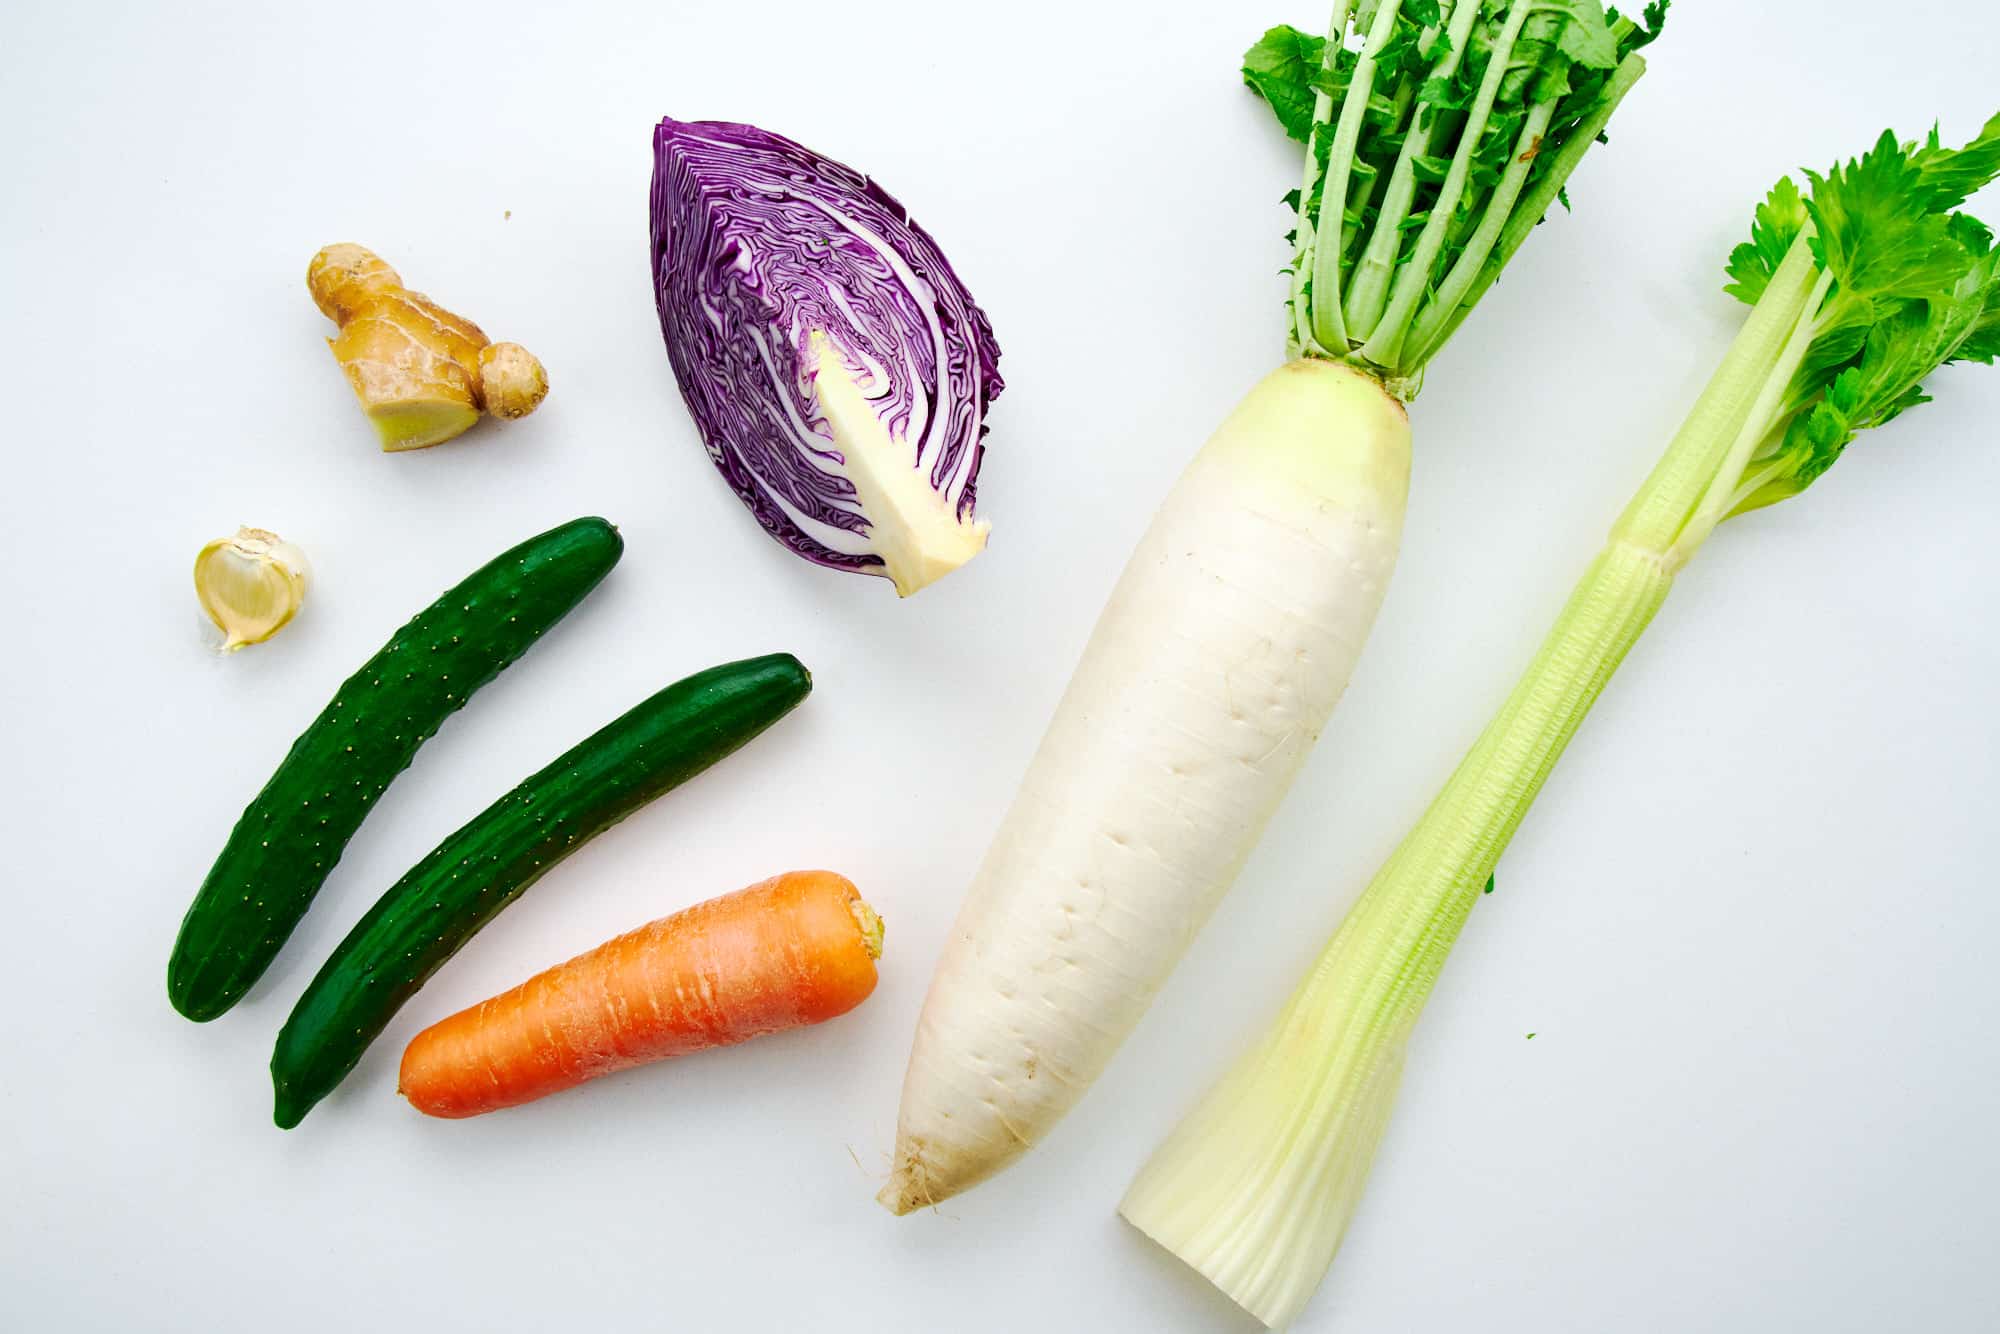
[3, 2, 1996, 1330]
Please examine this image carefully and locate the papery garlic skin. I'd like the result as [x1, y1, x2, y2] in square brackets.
[194, 528, 312, 651]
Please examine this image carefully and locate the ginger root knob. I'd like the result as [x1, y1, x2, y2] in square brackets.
[307, 244, 548, 452]
[307, 244, 402, 324]
[478, 342, 549, 420]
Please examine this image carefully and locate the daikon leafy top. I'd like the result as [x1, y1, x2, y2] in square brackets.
[1243, 0, 1667, 396]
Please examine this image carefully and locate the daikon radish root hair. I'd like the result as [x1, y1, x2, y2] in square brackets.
[399, 870, 882, 1119]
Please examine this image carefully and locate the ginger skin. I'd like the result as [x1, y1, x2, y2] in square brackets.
[307, 244, 548, 451]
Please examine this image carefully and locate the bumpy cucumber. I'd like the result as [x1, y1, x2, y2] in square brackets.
[168, 517, 624, 1022]
[269, 653, 812, 1128]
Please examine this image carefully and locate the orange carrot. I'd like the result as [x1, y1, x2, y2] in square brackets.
[398, 870, 883, 1118]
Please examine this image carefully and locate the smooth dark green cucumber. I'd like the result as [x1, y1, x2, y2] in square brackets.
[168, 517, 625, 1022]
[269, 652, 812, 1128]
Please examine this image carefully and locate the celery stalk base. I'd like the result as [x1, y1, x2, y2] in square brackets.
[1120, 540, 1674, 1329]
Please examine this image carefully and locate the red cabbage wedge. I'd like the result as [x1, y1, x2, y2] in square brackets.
[882, 0, 1667, 1215]
[1123, 113, 2000, 1328]
[650, 118, 1003, 596]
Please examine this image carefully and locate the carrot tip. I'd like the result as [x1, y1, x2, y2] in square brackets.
[849, 895, 885, 960]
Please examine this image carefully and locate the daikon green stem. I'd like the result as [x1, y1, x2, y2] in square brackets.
[1341, 0, 1481, 340]
[1413, 50, 1650, 364]
[1289, 0, 1354, 356]
[1355, 0, 1534, 369]
[1308, 0, 1406, 355]
[1274, 0, 1657, 384]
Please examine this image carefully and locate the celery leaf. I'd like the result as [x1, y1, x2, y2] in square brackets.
[1911, 111, 2000, 211]
[1724, 175, 1807, 306]
[1731, 116, 2000, 513]
[1806, 131, 1968, 300]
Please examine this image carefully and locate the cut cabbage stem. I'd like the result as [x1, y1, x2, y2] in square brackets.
[881, 0, 1663, 1216]
[1124, 98, 2000, 1321]
[808, 330, 990, 596]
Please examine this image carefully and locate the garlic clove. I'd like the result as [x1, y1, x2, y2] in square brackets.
[194, 528, 312, 652]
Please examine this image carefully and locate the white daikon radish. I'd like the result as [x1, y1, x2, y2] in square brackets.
[881, 0, 1661, 1213]
[883, 363, 1407, 1211]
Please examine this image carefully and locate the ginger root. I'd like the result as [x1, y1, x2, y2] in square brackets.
[307, 244, 548, 451]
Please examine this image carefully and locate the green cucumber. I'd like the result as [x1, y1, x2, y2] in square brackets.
[168, 517, 624, 1022]
[269, 652, 812, 1128]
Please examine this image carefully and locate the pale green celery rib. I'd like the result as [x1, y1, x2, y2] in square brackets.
[1614, 233, 1821, 551]
[1415, 51, 1649, 367]
[1122, 539, 1674, 1330]
[1309, 0, 1408, 354]
[1666, 263, 1836, 566]
[1725, 454, 1805, 518]
[1121, 247, 1836, 1330]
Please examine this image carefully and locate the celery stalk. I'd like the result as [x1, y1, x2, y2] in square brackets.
[1123, 113, 2000, 1329]
[1121, 526, 1672, 1331]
